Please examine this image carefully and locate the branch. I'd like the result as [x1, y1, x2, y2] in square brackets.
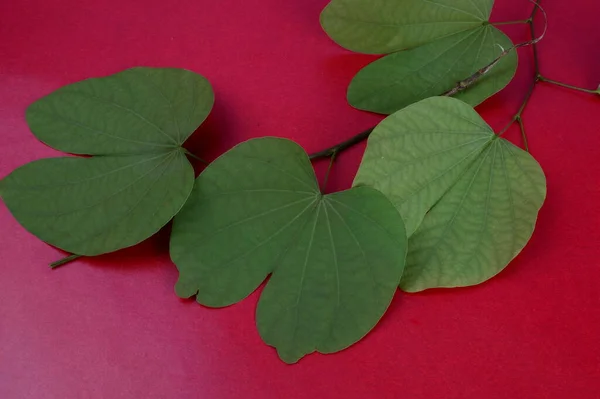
[497, 0, 545, 149]
[529, 1, 541, 76]
[538, 76, 599, 94]
[497, 78, 536, 137]
[309, 0, 547, 161]
[309, 54, 503, 161]
[516, 117, 529, 152]
[445, 1, 547, 98]
[309, 127, 374, 161]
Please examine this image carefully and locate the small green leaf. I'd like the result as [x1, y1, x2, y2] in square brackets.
[348, 25, 517, 114]
[354, 97, 546, 292]
[321, 0, 492, 54]
[1, 67, 214, 256]
[170, 138, 407, 363]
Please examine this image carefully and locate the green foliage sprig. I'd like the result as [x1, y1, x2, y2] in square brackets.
[1, 0, 597, 363]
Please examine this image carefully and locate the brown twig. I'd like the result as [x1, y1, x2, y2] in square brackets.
[309, 127, 374, 161]
[497, 0, 544, 150]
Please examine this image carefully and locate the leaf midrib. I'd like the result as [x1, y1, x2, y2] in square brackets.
[409, 143, 495, 281]
[352, 27, 484, 104]
[453, 140, 498, 275]
[193, 196, 319, 277]
[395, 137, 492, 203]
[327, 17, 482, 29]
[33, 107, 178, 151]
[412, 28, 485, 99]
[18, 151, 177, 218]
[372, 135, 490, 179]
[65, 89, 180, 146]
[6, 152, 175, 191]
[65, 151, 182, 253]
[417, 0, 485, 21]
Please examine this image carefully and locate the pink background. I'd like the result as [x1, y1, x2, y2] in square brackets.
[1, 0, 599, 398]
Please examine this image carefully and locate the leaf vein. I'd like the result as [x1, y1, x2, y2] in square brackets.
[66, 89, 179, 145]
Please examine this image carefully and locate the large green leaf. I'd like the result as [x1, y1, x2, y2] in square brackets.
[321, 0, 493, 54]
[0, 67, 214, 256]
[170, 138, 407, 363]
[348, 25, 516, 114]
[354, 97, 546, 292]
[321, 0, 517, 115]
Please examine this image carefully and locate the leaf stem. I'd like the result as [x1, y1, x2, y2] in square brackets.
[309, 127, 374, 161]
[50, 254, 82, 269]
[516, 116, 530, 152]
[492, 19, 530, 26]
[183, 149, 208, 165]
[529, 4, 541, 76]
[322, 152, 337, 193]
[496, 68, 537, 142]
[537, 75, 597, 94]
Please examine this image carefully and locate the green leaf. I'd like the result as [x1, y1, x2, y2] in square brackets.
[353, 97, 546, 292]
[170, 138, 407, 363]
[347, 25, 517, 114]
[321, 0, 517, 115]
[321, 0, 493, 54]
[1, 67, 214, 256]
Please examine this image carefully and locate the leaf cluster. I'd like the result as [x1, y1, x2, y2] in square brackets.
[0, 0, 556, 363]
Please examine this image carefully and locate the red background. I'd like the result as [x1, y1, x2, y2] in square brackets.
[1, 0, 599, 398]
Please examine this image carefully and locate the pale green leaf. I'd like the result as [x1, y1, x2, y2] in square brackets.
[170, 138, 407, 363]
[321, 0, 493, 54]
[348, 25, 517, 114]
[1, 67, 214, 256]
[354, 97, 546, 291]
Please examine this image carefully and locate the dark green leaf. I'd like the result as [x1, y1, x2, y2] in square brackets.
[354, 97, 546, 291]
[170, 138, 407, 363]
[1, 67, 214, 255]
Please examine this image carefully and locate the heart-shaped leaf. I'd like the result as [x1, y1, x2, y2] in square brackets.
[0, 67, 214, 256]
[321, 0, 517, 115]
[354, 97, 546, 291]
[170, 137, 407, 363]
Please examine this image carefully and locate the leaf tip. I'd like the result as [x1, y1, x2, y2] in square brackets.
[174, 277, 199, 299]
[277, 349, 303, 365]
